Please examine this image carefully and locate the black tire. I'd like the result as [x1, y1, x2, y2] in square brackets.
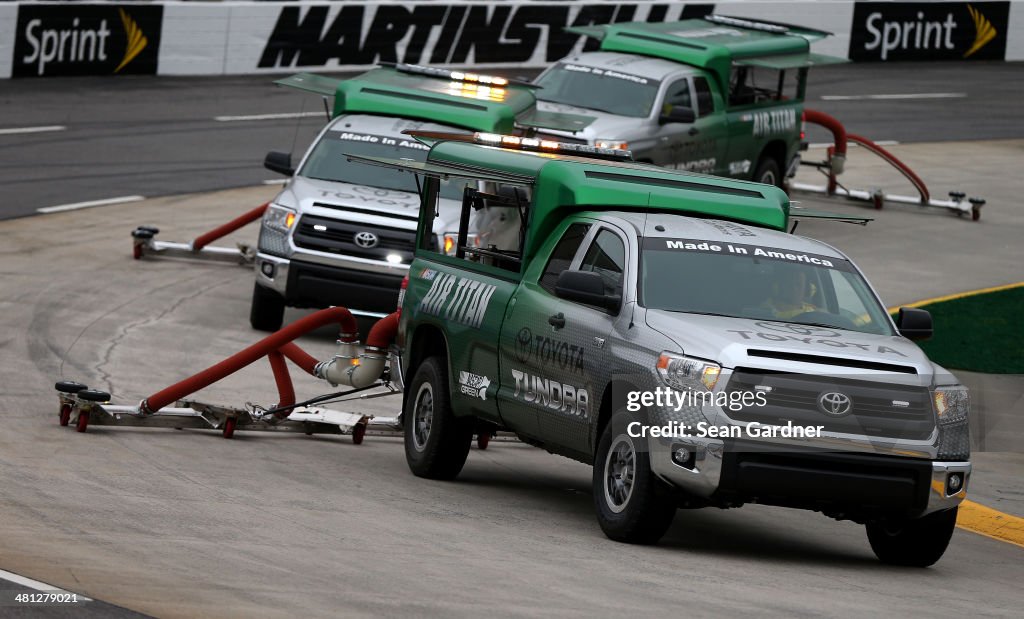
[593, 412, 676, 544]
[866, 507, 958, 567]
[753, 156, 782, 188]
[404, 357, 473, 480]
[250, 282, 286, 332]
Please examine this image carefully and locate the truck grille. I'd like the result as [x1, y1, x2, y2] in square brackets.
[534, 131, 588, 146]
[293, 214, 416, 262]
[726, 368, 934, 440]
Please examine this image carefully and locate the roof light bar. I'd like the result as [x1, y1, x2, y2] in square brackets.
[382, 62, 539, 88]
[704, 14, 789, 34]
[474, 132, 632, 161]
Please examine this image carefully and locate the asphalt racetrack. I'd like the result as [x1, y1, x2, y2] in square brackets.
[0, 61, 1022, 617]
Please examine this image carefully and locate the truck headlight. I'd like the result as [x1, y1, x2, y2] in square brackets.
[263, 203, 297, 233]
[932, 385, 970, 461]
[596, 139, 629, 151]
[442, 232, 480, 256]
[657, 352, 721, 392]
[932, 386, 969, 425]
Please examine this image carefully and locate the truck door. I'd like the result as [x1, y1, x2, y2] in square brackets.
[656, 76, 729, 176]
[500, 221, 623, 455]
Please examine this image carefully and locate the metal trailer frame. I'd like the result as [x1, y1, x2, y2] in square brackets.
[131, 203, 268, 263]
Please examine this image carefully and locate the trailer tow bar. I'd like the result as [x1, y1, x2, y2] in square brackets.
[131, 202, 268, 263]
[52, 307, 405, 443]
[792, 109, 986, 221]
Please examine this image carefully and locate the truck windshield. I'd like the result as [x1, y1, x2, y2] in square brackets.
[300, 129, 468, 199]
[639, 238, 894, 336]
[535, 63, 659, 118]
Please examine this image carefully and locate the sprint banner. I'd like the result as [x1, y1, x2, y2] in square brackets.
[12, 3, 162, 77]
[849, 1, 1010, 61]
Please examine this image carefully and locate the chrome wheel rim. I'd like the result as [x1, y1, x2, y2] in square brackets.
[604, 434, 636, 514]
[412, 382, 433, 452]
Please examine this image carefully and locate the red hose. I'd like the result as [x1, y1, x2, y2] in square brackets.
[366, 312, 399, 349]
[803, 109, 847, 156]
[143, 307, 358, 413]
[267, 351, 296, 410]
[191, 203, 268, 251]
[847, 134, 930, 203]
[279, 342, 318, 375]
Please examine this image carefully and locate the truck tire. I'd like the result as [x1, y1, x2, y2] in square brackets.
[866, 507, 958, 567]
[593, 412, 676, 544]
[250, 282, 286, 332]
[753, 157, 782, 188]
[404, 357, 474, 480]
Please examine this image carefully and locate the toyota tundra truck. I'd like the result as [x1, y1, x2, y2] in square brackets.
[527, 15, 847, 186]
[351, 131, 970, 566]
[252, 65, 544, 330]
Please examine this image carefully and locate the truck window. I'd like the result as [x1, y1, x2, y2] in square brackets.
[729, 67, 801, 107]
[540, 223, 591, 294]
[579, 229, 626, 297]
[694, 77, 714, 118]
[662, 78, 693, 116]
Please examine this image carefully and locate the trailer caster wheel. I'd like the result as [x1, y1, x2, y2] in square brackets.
[223, 417, 236, 439]
[59, 404, 72, 426]
[352, 422, 367, 445]
[972, 206, 981, 221]
[477, 433, 490, 450]
[76, 410, 90, 433]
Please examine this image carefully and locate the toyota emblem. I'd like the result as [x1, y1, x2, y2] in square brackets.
[354, 231, 379, 248]
[817, 392, 853, 417]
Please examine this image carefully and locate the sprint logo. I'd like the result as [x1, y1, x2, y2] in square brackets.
[15, 5, 162, 77]
[964, 4, 997, 58]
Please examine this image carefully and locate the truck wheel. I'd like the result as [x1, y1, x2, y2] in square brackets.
[866, 507, 958, 567]
[250, 282, 286, 332]
[593, 413, 676, 544]
[404, 357, 473, 480]
[753, 157, 782, 188]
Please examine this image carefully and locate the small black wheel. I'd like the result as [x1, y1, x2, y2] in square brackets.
[78, 389, 110, 403]
[866, 507, 958, 567]
[352, 421, 367, 445]
[76, 410, 90, 433]
[753, 157, 782, 188]
[593, 412, 676, 544]
[404, 357, 473, 480]
[55, 380, 87, 394]
[222, 417, 236, 439]
[59, 404, 72, 426]
[250, 283, 286, 332]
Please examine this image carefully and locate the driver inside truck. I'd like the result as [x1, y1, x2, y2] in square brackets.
[761, 267, 820, 319]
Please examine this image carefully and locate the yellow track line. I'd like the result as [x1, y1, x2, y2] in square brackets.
[887, 281, 1024, 314]
[957, 500, 1024, 549]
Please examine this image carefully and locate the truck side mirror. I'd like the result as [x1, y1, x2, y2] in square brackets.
[555, 270, 621, 312]
[264, 151, 295, 176]
[896, 307, 933, 341]
[658, 106, 696, 125]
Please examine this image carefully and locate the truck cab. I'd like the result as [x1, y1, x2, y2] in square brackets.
[530, 15, 846, 186]
[354, 132, 970, 566]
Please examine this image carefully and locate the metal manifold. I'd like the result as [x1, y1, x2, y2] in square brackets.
[131, 203, 268, 263]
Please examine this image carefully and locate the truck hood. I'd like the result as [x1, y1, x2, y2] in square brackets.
[275, 175, 462, 231]
[533, 100, 643, 143]
[643, 309, 937, 384]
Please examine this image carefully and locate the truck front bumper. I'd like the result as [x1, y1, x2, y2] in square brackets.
[650, 437, 970, 519]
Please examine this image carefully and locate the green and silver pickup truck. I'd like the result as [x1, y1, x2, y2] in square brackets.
[351, 132, 970, 567]
[531, 15, 847, 186]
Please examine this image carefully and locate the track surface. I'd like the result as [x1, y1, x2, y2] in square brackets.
[0, 143, 1021, 616]
[1, 61, 1022, 220]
